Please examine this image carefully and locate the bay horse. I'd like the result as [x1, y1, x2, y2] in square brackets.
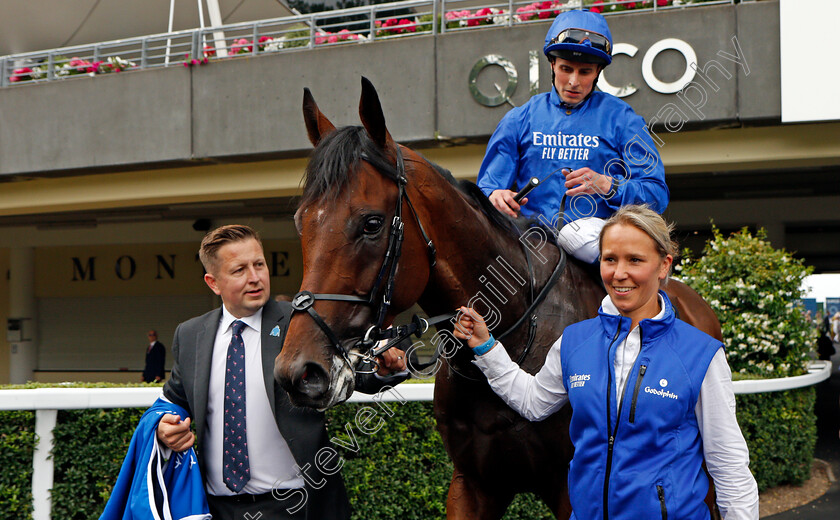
[275, 77, 722, 519]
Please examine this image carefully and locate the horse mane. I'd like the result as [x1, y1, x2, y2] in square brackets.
[301, 125, 522, 238]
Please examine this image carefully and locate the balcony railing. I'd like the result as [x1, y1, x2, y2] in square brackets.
[1, 0, 735, 87]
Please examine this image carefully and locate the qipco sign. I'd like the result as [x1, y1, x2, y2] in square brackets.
[469, 38, 698, 107]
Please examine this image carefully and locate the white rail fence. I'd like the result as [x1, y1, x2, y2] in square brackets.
[0, 359, 831, 520]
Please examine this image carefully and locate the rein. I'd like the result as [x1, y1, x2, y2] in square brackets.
[446, 196, 568, 381]
[291, 144, 568, 375]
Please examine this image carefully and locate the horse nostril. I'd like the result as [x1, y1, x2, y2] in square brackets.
[296, 362, 329, 399]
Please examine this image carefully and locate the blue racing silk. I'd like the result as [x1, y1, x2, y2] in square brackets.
[477, 88, 669, 225]
[100, 397, 210, 520]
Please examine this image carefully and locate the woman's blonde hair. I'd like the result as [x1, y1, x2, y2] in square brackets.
[599, 205, 678, 268]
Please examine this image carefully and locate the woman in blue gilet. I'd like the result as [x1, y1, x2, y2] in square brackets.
[455, 205, 758, 520]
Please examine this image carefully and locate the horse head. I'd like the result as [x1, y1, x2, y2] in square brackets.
[275, 78, 435, 409]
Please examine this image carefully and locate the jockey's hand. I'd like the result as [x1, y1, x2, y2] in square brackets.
[376, 347, 408, 376]
[489, 189, 527, 218]
[453, 306, 491, 349]
[564, 167, 613, 198]
[157, 414, 195, 452]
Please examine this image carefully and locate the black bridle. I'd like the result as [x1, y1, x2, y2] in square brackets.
[291, 143, 568, 375]
[291, 144, 440, 372]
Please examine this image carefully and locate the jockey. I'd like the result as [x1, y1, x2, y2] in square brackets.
[477, 9, 669, 264]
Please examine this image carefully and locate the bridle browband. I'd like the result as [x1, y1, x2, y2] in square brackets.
[290, 142, 568, 375]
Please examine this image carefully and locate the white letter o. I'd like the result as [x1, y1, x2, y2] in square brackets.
[641, 38, 697, 94]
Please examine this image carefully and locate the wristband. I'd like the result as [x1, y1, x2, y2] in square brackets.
[472, 335, 496, 356]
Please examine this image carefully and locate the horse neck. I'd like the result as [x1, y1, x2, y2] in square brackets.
[405, 161, 560, 325]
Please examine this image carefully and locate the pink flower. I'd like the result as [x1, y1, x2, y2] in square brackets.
[203, 45, 215, 57]
[230, 38, 252, 54]
[590, 0, 604, 14]
[399, 19, 416, 32]
[68, 57, 94, 73]
[476, 7, 494, 24]
[445, 9, 471, 23]
[328, 34, 339, 44]
[657, 0, 670, 5]
[516, 5, 536, 21]
[621, 1, 637, 8]
[10, 67, 33, 82]
[336, 29, 358, 41]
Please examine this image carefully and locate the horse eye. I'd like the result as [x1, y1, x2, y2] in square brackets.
[362, 216, 384, 235]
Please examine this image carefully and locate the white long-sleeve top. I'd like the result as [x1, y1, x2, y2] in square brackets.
[473, 295, 759, 520]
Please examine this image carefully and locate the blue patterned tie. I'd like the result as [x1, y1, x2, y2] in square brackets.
[223, 320, 250, 492]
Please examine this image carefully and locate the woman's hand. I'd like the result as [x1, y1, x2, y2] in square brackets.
[453, 306, 491, 349]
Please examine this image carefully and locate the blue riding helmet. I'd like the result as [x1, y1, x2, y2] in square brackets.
[543, 9, 613, 66]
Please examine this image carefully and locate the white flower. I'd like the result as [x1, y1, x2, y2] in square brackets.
[492, 11, 510, 25]
[263, 40, 284, 52]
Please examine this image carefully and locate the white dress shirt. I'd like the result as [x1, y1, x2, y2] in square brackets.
[204, 306, 304, 495]
[473, 295, 758, 520]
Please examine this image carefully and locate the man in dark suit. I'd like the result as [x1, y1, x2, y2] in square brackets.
[141, 330, 166, 383]
[157, 224, 406, 520]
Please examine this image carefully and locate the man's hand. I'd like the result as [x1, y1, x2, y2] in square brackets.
[376, 348, 408, 376]
[564, 167, 613, 198]
[156, 414, 195, 452]
[489, 189, 528, 218]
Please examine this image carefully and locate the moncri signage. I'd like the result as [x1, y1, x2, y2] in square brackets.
[469, 38, 699, 107]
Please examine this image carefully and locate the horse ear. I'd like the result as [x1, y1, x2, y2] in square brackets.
[359, 76, 392, 150]
[302, 87, 336, 147]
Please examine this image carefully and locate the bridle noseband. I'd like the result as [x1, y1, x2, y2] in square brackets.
[291, 144, 438, 373]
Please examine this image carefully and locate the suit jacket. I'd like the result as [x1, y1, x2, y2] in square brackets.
[142, 341, 166, 382]
[162, 298, 351, 519]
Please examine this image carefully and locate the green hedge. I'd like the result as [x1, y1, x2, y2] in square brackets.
[736, 387, 817, 491]
[0, 410, 35, 520]
[326, 401, 552, 520]
[51, 408, 146, 519]
[0, 384, 817, 518]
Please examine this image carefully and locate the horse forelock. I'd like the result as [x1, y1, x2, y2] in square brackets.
[301, 126, 398, 207]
